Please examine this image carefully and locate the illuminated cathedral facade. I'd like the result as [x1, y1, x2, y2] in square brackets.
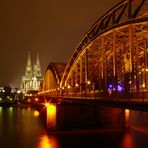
[21, 52, 43, 94]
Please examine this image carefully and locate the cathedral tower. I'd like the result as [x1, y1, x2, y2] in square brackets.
[33, 52, 42, 77]
[25, 52, 32, 76]
[21, 52, 43, 94]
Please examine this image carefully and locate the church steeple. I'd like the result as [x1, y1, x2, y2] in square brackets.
[25, 52, 32, 76]
[33, 52, 42, 77]
[36, 52, 40, 65]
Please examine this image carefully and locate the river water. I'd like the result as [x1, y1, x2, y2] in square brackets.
[0, 106, 148, 148]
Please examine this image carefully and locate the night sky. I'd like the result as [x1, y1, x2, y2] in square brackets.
[0, 0, 120, 88]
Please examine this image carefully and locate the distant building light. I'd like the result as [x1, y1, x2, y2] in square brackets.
[17, 90, 21, 94]
[10, 98, 13, 101]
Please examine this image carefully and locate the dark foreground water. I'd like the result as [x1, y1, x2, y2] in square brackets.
[0, 106, 148, 148]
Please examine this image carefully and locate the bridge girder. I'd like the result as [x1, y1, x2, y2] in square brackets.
[61, 22, 148, 94]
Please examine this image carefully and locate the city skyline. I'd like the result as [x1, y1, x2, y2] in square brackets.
[0, 0, 120, 87]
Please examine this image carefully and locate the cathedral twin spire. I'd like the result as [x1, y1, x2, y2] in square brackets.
[26, 52, 42, 77]
[21, 52, 43, 93]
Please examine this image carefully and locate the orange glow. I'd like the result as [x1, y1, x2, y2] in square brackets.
[47, 104, 56, 115]
[46, 104, 56, 129]
[37, 134, 59, 148]
[35, 98, 38, 102]
[125, 109, 130, 127]
[121, 133, 134, 148]
[45, 103, 49, 107]
[27, 98, 31, 102]
[33, 110, 39, 117]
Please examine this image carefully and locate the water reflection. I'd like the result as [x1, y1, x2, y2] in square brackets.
[0, 106, 148, 148]
[46, 104, 56, 129]
[37, 134, 59, 148]
[121, 133, 135, 148]
[125, 109, 130, 127]
[34, 110, 40, 117]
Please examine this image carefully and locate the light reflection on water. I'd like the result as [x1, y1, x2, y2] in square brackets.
[121, 133, 135, 148]
[46, 104, 56, 129]
[37, 134, 59, 148]
[0, 106, 148, 148]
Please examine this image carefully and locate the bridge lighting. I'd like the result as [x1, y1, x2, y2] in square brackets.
[108, 84, 113, 88]
[117, 85, 122, 92]
[35, 98, 38, 102]
[87, 81, 90, 85]
[76, 83, 78, 87]
[45, 103, 49, 107]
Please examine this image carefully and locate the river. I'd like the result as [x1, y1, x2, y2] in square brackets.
[0, 106, 148, 148]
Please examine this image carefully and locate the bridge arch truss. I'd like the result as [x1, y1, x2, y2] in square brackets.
[60, 0, 148, 96]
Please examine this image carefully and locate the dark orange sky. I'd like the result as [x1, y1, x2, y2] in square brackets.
[0, 0, 120, 87]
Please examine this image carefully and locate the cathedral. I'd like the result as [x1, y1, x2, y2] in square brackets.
[21, 52, 43, 94]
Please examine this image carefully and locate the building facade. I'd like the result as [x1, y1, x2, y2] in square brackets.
[21, 52, 43, 94]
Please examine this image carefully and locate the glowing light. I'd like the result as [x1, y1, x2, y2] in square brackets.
[37, 134, 59, 148]
[47, 104, 56, 115]
[46, 104, 56, 129]
[142, 84, 145, 88]
[108, 84, 112, 88]
[9, 98, 13, 101]
[45, 103, 49, 107]
[0, 98, 2, 101]
[118, 85, 122, 92]
[145, 68, 148, 72]
[67, 85, 70, 89]
[17, 90, 21, 94]
[27, 98, 31, 102]
[125, 109, 130, 127]
[35, 98, 38, 102]
[76, 83, 78, 87]
[87, 81, 90, 85]
[33, 110, 40, 117]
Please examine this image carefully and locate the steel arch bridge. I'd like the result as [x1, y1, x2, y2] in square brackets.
[41, 0, 148, 98]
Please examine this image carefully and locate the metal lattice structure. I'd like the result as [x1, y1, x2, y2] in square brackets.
[60, 0, 148, 95]
[42, 0, 148, 98]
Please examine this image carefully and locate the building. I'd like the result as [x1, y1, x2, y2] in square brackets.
[21, 52, 43, 94]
